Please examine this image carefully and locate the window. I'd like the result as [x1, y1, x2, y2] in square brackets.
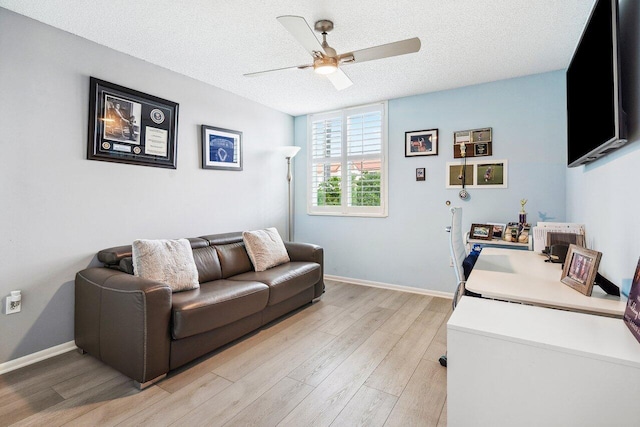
[307, 102, 388, 217]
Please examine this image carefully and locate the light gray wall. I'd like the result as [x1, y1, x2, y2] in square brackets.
[294, 71, 567, 293]
[0, 9, 294, 364]
[566, 0, 640, 295]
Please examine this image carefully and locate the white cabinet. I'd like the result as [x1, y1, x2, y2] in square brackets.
[447, 297, 640, 426]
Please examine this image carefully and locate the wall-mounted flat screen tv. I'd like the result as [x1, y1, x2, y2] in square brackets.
[566, 0, 627, 167]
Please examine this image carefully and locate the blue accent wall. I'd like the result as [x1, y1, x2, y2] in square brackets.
[294, 71, 567, 293]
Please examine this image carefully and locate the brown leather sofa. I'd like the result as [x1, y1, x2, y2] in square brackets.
[74, 232, 323, 388]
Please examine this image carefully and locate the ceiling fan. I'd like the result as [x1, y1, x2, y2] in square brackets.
[244, 15, 421, 90]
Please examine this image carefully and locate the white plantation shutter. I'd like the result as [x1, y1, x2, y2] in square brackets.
[307, 102, 387, 217]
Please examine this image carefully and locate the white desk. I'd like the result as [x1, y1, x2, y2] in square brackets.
[465, 247, 626, 317]
[447, 297, 640, 426]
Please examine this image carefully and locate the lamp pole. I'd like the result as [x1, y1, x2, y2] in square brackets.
[283, 146, 301, 242]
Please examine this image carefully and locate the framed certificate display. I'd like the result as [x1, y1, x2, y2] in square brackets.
[87, 77, 179, 169]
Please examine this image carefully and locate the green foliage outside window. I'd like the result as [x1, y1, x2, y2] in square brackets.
[317, 176, 341, 206]
[351, 171, 381, 206]
[317, 171, 381, 207]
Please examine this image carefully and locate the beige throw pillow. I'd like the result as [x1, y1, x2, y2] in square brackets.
[243, 228, 290, 272]
[132, 238, 199, 292]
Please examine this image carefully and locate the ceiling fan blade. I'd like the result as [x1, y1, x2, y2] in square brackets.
[341, 37, 421, 64]
[277, 15, 325, 56]
[244, 64, 312, 77]
[326, 69, 353, 91]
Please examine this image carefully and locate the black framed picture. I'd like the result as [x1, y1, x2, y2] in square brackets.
[87, 77, 179, 169]
[405, 129, 438, 157]
[201, 125, 243, 171]
[416, 168, 426, 181]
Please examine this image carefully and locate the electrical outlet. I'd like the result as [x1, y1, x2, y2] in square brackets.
[5, 291, 21, 314]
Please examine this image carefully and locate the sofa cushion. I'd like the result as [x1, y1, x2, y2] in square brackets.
[191, 246, 223, 283]
[215, 242, 253, 278]
[171, 279, 269, 340]
[243, 228, 290, 272]
[132, 239, 199, 293]
[229, 261, 320, 306]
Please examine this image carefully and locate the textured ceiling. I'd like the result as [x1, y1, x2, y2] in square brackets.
[0, 0, 595, 116]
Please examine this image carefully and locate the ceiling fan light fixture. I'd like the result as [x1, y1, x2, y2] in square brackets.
[313, 56, 338, 74]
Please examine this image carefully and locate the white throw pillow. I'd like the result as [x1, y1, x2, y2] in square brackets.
[243, 228, 290, 272]
[132, 238, 199, 292]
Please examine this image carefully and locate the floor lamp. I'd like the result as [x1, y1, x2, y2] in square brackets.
[282, 146, 301, 241]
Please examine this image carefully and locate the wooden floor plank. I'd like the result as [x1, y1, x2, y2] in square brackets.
[52, 361, 125, 399]
[174, 329, 335, 427]
[279, 330, 401, 427]
[437, 398, 447, 427]
[12, 375, 133, 427]
[117, 373, 231, 426]
[377, 291, 412, 310]
[0, 387, 64, 426]
[365, 309, 446, 396]
[330, 385, 397, 427]
[377, 294, 433, 336]
[383, 360, 447, 427]
[213, 303, 343, 382]
[0, 352, 100, 403]
[422, 311, 449, 364]
[321, 282, 369, 308]
[224, 377, 314, 427]
[62, 384, 169, 427]
[426, 297, 452, 313]
[318, 287, 393, 336]
[288, 306, 395, 386]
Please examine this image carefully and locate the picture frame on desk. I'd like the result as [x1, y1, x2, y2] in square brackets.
[623, 258, 640, 344]
[561, 244, 602, 296]
[487, 223, 506, 239]
[469, 224, 493, 240]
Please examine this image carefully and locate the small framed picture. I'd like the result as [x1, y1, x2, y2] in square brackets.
[201, 125, 243, 171]
[561, 245, 602, 296]
[405, 129, 438, 157]
[469, 224, 493, 240]
[623, 258, 640, 344]
[487, 223, 506, 239]
[503, 223, 520, 242]
[416, 168, 425, 181]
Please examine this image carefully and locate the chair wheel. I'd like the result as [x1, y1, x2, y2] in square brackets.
[439, 355, 447, 367]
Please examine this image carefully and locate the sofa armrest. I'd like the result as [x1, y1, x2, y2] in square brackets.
[284, 242, 324, 298]
[75, 268, 172, 383]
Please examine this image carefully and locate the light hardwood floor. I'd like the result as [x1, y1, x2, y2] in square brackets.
[0, 281, 451, 427]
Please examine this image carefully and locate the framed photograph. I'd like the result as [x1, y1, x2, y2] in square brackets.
[454, 127, 492, 158]
[623, 258, 640, 344]
[503, 223, 520, 242]
[475, 161, 507, 188]
[201, 125, 243, 171]
[447, 164, 474, 187]
[488, 223, 506, 239]
[445, 159, 508, 189]
[416, 168, 425, 181]
[88, 77, 179, 169]
[405, 129, 438, 157]
[469, 224, 493, 240]
[561, 245, 602, 296]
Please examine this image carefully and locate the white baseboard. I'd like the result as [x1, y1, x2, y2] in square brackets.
[0, 341, 77, 375]
[325, 275, 454, 299]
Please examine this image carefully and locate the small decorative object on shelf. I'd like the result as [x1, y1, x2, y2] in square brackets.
[519, 198, 528, 224]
